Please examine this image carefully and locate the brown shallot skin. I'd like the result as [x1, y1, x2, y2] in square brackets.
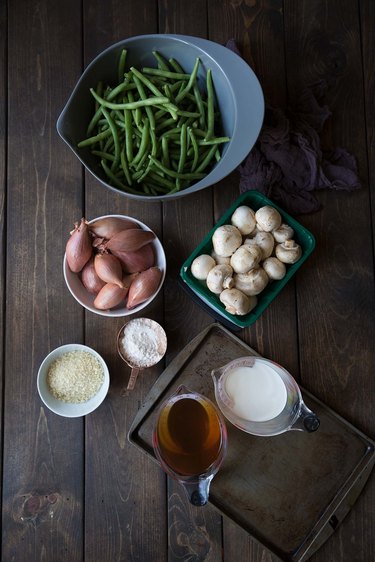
[66, 218, 93, 273]
[81, 257, 106, 294]
[89, 217, 139, 239]
[112, 243, 155, 273]
[94, 253, 124, 287]
[105, 229, 155, 253]
[93, 283, 128, 310]
[127, 267, 162, 309]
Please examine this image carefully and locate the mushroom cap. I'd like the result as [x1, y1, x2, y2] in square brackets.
[206, 264, 234, 294]
[234, 268, 269, 296]
[273, 223, 294, 243]
[262, 257, 286, 280]
[219, 288, 257, 316]
[230, 244, 262, 273]
[255, 206, 282, 232]
[244, 231, 274, 260]
[231, 205, 257, 235]
[275, 240, 302, 264]
[212, 225, 242, 257]
[191, 254, 216, 280]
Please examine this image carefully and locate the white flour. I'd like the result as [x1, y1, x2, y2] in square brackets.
[120, 319, 163, 367]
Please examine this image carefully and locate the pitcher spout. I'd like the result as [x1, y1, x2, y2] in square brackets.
[181, 475, 214, 506]
[291, 401, 320, 433]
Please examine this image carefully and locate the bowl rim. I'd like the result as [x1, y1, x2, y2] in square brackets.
[63, 214, 166, 317]
[56, 33, 264, 202]
[37, 343, 110, 417]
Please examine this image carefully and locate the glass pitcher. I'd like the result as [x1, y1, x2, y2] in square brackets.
[152, 385, 227, 506]
[212, 356, 320, 437]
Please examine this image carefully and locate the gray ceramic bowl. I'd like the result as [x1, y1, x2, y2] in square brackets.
[57, 34, 264, 202]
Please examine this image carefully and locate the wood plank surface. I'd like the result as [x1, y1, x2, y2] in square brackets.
[284, 1, 375, 561]
[1, 1, 374, 561]
[2, 1, 85, 560]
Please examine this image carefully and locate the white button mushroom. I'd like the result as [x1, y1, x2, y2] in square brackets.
[211, 250, 231, 266]
[230, 244, 262, 274]
[234, 268, 269, 296]
[219, 288, 257, 315]
[206, 264, 234, 294]
[255, 206, 282, 232]
[212, 225, 242, 257]
[231, 205, 257, 235]
[191, 254, 216, 280]
[244, 231, 274, 260]
[273, 223, 294, 243]
[262, 257, 286, 280]
[275, 239, 302, 264]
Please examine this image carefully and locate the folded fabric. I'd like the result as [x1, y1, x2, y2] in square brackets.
[226, 39, 361, 215]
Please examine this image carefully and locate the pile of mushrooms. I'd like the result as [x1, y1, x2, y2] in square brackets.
[190, 204, 302, 316]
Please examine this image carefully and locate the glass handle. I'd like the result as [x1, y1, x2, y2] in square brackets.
[181, 475, 214, 506]
[291, 401, 320, 432]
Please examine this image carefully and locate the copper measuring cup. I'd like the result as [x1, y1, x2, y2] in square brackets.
[117, 318, 167, 390]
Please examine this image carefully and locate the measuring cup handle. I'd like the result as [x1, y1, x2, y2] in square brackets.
[127, 367, 141, 390]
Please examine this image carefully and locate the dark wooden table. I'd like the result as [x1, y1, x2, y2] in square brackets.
[1, 1, 374, 561]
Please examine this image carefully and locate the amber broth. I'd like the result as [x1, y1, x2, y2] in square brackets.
[156, 396, 222, 476]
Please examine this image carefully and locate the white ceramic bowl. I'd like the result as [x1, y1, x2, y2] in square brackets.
[37, 343, 110, 417]
[57, 34, 264, 201]
[63, 214, 166, 317]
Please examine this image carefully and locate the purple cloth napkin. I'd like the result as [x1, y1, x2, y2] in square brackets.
[226, 39, 361, 215]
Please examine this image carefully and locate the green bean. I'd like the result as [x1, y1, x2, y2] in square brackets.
[78, 127, 112, 148]
[124, 108, 133, 162]
[168, 58, 185, 73]
[193, 84, 206, 129]
[161, 136, 170, 168]
[149, 156, 205, 180]
[79, 49, 230, 195]
[132, 118, 150, 166]
[205, 69, 215, 140]
[178, 123, 187, 173]
[152, 50, 170, 71]
[132, 74, 156, 130]
[188, 128, 199, 171]
[118, 49, 127, 82]
[120, 148, 132, 186]
[92, 150, 115, 161]
[142, 67, 190, 80]
[90, 88, 170, 110]
[195, 144, 217, 173]
[198, 136, 230, 145]
[175, 58, 200, 103]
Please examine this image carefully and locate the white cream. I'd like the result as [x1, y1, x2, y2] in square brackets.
[224, 362, 287, 422]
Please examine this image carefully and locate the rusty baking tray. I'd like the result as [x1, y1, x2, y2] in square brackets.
[128, 323, 375, 562]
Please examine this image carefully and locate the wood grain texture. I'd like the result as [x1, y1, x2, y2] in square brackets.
[82, 1, 168, 561]
[0, 0, 6, 517]
[157, 2, 224, 561]
[360, 0, 375, 253]
[2, 0, 85, 560]
[283, 1, 375, 561]
[207, 2, 301, 561]
[1, 1, 374, 561]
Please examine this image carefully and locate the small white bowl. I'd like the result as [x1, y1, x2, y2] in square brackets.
[37, 343, 110, 417]
[63, 214, 166, 317]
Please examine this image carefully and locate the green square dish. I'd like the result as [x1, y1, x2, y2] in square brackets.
[180, 190, 316, 328]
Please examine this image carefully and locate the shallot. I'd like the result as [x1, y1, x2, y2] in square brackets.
[112, 244, 155, 273]
[81, 258, 106, 294]
[105, 229, 155, 253]
[66, 218, 92, 273]
[127, 267, 162, 309]
[94, 253, 124, 287]
[89, 216, 138, 239]
[93, 283, 128, 310]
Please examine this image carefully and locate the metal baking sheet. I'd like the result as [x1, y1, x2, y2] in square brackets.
[128, 323, 375, 562]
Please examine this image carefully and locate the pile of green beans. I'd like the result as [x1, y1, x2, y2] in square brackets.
[78, 49, 230, 196]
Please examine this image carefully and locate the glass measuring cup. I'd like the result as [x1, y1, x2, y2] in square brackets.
[212, 356, 320, 437]
[117, 318, 167, 390]
[153, 385, 228, 506]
